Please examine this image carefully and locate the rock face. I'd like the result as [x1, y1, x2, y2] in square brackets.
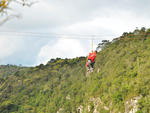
[57, 96, 142, 113]
[89, 97, 102, 113]
[76, 97, 110, 113]
[125, 96, 142, 113]
[77, 105, 83, 113]
[90, 97, 110, 113]
[66, 95, 71, 100]
[56, 108, 64, 113]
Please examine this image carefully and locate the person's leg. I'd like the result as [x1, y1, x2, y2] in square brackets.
[90, 62, 95, 72]
[87, 60, 92, 72]
[91, 62, 95, 68]
[88, 62, 93, 72]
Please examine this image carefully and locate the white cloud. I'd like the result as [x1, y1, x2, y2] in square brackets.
[0, 36, 22, 61]
[62, 9, 150, 37]
[37, 38, 88, 64]
[1, 0, 150, 65]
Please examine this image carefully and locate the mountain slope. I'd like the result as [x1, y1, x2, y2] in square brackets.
[0, 28, 150, 113]
[0, 65, 26, 78]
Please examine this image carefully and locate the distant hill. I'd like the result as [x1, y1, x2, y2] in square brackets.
[0, 28, 150, 113]
[0, 65, 27, 78]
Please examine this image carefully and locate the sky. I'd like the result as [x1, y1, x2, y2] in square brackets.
[0, 0, 150, 66]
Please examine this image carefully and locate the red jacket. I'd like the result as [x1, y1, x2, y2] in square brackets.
[88, 52, 96, 62]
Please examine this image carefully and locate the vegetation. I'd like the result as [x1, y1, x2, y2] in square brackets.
[0, 28, 150, 113]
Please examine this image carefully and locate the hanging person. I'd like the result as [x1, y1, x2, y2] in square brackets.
[86, 50, 97, 72]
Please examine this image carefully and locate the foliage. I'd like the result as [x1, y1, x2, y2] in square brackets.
[0, 28, 150, 113]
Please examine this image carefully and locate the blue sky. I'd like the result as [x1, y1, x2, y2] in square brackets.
[0, 0, 150, 66]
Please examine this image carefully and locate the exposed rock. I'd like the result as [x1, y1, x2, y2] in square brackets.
[66, 95, 71, 100]
[90, 97, 101, 113]
[125, 96, 142, 113]
[87, 105, 91, 112]
[77, 105, 83, 113]
[97, 68, 100, 73]
[56, 108, 64, 113]
[104, 106, 109, 111]
[89, 97, 110, 113]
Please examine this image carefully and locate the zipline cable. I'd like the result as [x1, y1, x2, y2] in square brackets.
[0, 31, 117, 40]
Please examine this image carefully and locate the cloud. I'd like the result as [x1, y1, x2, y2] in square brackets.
[1, 0, 150, 33]
[62, 9, 150, 36]
[37, 38, 88, 65]
[0, 36, 22, 62]
[1, 0, 150, 65]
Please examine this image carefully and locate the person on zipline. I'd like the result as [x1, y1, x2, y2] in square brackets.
[86, 50, 97, 72]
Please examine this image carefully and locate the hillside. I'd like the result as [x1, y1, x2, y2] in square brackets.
[0, 28, 150, 113]
[0, 65, 26, 78]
